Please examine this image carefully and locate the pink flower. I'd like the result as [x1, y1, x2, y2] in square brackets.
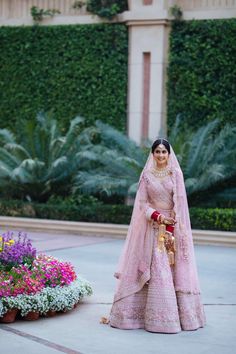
[0, 254, 77, 297]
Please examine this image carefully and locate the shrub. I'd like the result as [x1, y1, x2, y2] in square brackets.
[190, 208, 236, 232]
[0, 198, 235, 231]
[86, 0, 128, 20]
[0, 113, 91, 202]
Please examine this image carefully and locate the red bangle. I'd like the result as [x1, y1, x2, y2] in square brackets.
[166, 225, 174, 233]
[151, 211, 160, 221]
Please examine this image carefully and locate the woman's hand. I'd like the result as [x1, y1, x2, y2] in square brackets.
[150, 211, 176, 225]
[163, 217, 176, 225]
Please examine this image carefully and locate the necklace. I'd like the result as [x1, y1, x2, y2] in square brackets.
[151, 166, 171, 178]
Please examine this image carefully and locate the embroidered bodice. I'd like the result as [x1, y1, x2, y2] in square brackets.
[139, 170, 174, 214]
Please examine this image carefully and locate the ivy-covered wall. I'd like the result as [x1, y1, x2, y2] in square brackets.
[1, 19, 235, 135]
[167, 19, 236, 129]
[0, 24, 128, 132]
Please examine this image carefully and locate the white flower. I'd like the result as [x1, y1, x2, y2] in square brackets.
[0, 277, 93, 318]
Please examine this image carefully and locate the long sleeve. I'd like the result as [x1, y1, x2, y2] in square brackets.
[138, 174, 175, 234]
[138, 175, 156, 220]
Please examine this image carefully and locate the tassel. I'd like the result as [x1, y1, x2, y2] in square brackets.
[167, 251, 175, 265]
[167, 235, 176, 265]
[173, 235, 176, 252]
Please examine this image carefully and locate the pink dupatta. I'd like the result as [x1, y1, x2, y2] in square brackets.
[113, 146, 201, 303]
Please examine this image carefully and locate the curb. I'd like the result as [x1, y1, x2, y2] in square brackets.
[0, 216, 235, 247]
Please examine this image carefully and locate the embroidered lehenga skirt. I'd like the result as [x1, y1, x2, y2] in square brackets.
[109, 233, 206, 333]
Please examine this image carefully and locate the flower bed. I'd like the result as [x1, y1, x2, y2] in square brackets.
[0, 232, 92, 322]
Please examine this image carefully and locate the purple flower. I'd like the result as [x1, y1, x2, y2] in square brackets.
[0, 231, 36, 270]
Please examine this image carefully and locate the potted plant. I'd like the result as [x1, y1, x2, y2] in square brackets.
[0, 232, 92, 322]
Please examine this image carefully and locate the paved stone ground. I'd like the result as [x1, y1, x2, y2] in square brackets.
[0, 231, 236, 354]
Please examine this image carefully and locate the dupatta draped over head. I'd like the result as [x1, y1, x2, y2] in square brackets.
[113, 145, 201, 303]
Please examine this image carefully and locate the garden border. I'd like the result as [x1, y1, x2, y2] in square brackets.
[0, 216, 235, 247]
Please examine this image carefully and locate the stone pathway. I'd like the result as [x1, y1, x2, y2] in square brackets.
[0, 231, 235, 354]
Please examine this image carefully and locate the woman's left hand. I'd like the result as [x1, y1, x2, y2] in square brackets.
[163, 217, 176, 225]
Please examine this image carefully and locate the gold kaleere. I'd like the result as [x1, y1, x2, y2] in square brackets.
[157, 225, 176, 266]
[167, 235, 176, 265]
[157, 224, 166, 252]
[167, 251, 175, 265]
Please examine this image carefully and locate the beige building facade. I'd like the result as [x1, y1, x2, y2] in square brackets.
[0, 0, 235, 143]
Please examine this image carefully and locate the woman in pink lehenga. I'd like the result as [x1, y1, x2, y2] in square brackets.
[109, 139, 206, 333]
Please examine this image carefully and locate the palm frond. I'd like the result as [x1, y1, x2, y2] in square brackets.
[185, 119, 219, 176]
[169, 118, 236, 205]
[47, 156, 72, 181]
[4, 143, 31, 160]
[0, 113, 88, 201]
[59, 116, 84, 156]
[76, 126, 99, 146]
[75, 149, 101, 167]
[127, 182, 138, 196]
[20, 120, 37, 157]
[0, 164, 12, 178]
[0, 147, 21, 168]
[95, 120, 142, 160]
[34, 124, 51, 164]
[12, 166, 33, 184]
[0, 129, 16, 145]
[186, 164, 225, 195]
[74, 171, 129, 196]
[17, 159, 46, 181]
[50, 138, 65, 161]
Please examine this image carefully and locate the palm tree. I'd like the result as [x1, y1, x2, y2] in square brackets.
[74, 119, 236, 207]
[0, 112, 89, 202]
[169, 118, 236, 205]
[74, 120, 149, 197]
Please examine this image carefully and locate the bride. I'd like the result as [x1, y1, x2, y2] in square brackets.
[109, 138, 206, 333]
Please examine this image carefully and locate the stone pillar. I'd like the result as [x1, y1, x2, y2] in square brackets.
[124, 0, 170, 144]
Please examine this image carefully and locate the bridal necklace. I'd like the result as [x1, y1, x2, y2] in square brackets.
[151, 166, 171, 178]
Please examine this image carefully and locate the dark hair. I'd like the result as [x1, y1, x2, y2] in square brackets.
[151, 138, 170, 154]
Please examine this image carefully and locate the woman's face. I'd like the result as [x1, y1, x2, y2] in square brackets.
[153, 144, 169, 168]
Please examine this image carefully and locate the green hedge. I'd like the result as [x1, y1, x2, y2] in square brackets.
[167, 19, 236, 129]
[189, 207, 235, 232]
[0, 199, 235, 231]
[0, 24, 128, 132]
[0, 199, 132, 224]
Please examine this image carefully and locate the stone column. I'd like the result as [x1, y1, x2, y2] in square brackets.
[123, 0, 170, 144]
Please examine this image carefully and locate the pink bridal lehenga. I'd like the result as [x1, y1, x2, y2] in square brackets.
[109, 146, 206, 333]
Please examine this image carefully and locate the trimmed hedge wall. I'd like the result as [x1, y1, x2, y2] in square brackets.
[0, 24, 128, 132]
[189, 207, 236, 232]
[0, 199, 235, 231]
[167, 19, 236, 129]
[1, 19, 235, 133]
[0, 199, 132, 224]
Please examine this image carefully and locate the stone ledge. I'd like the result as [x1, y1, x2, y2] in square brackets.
[0, 216, 235, 247]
